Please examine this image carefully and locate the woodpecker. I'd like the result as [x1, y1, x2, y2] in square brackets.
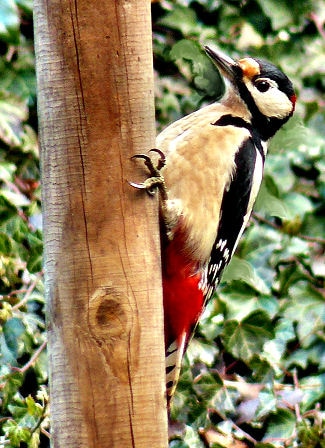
[131, 46, 296, 405]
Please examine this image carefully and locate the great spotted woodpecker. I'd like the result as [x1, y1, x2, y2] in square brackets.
[131, 46, 296, 405]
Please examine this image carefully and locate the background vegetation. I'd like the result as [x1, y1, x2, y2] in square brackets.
[0, 0, 324, 446]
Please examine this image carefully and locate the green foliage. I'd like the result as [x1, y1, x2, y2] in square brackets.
[0, 0, 324, 447]
[0, 1, 47, 446]
[152, 0, 325, 446]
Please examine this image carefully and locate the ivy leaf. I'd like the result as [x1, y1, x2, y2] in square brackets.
[0, 231, 13, 255]
[1, 189, 31, 207]
[256, 0, 293, 30]
[299, 374, 325, 412]
[284, 282, 325, 346]
[3, 317, 26, 360]
[0, 94, 28, 146]
[158, 6, 200, 36]
[193, 371, 223, 401]
[26, 395, 43, 419]
[223, 310, 274, 361]
[255, 179, 290, 219]
[169, 39, 223, 99]
[218, 283, 278, 321]
[263, 408, 296, 442]
[262, 318, 295, 373]
[0, 371, 23, 410]
[0, 161, 16, 181]
[16, 0, 33, 14]
[0, 0, 19, 43]
[222, 256, 270, 295]
[0, 193, 17, 221]
[3, 420, 29, 446]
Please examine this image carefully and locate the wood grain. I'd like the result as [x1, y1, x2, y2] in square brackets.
[34, 0, 168, 446]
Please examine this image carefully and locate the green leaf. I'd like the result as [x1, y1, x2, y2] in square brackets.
[256, 0, 293, 30]
[169, 40, 223, 98]
[255, 179, 290, 219]
[26, 395, 41, 417]
[222, 256, 270, 294]
[0, 193, 17, 221]
[0, 371, 24, 409]
[16, 0, 33, 14]
[283, 282, 325, 346]
[299, 374, 325, 412]
[263, 408, 296, 442]
[0, 94, 28, 146]
[3, 317, 25, 359]
[282, 192, 314, 220]
[262, 318, 295, 372]
[264, 155, 295, 193]
[1, 189, 31, 207]
[29, 431, 41, 448]
[297, 419, 324, 447]
[0, 231, 13, 254]
[182, 425, 205, 448]
[219, 284, 278, 321]
[0, 52, 36, 102]
[193, 371, 223, 401]
[0, 0, 19, 43]
[3, 419, 31, 446]
[159, 6, 200, 36]
[222, 310, 274, 361]
[186, 338, 219, 365]
[211, 384, 237, 419]
[270, 115, 310, 151]
[0, 161, 16, 181]
[255, 390, 277, 419]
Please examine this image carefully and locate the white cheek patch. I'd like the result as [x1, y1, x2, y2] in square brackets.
[246, 82, 293, 119]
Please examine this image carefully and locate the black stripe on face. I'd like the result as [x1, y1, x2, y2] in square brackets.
[206, 137, 259, 291]
[236, 81, 292, 140]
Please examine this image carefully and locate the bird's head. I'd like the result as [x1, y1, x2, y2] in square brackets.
[205, 45, 296, 140]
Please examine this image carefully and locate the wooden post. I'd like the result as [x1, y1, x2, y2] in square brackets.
[34, 0, 168, 446]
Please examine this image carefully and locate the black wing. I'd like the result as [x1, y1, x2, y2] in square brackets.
[205, 134, 263, 301]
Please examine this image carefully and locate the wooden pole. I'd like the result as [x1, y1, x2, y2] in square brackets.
[34, 0, 168, 446]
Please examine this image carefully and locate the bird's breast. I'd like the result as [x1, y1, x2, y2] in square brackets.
[157, 106, 251, 265]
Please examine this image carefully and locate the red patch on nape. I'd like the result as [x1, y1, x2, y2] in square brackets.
[290, 94, 297, 111]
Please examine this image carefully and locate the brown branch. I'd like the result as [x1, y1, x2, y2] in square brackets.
[11, 340, 47, 374]
[12, 272, 43, 311]
[253, 213, 325, 245]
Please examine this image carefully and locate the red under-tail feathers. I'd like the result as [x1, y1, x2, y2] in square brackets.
[162, 225, 205, 404]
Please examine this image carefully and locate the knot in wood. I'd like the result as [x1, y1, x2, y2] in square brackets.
[88, 286, 139, 382]
[89, 286, 128, 341]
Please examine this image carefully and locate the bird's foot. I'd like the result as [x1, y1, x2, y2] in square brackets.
[129, 149, 167, 200]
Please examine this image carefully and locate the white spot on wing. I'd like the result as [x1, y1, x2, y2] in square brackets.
[216, 239, 228, 251]
[223, 248, 230, 261]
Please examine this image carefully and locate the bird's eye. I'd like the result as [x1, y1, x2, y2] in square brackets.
[255, 80, 271, 93]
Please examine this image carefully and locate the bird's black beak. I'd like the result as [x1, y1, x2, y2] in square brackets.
[204, 46, 238, 83]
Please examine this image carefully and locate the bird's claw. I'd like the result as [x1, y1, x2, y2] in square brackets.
[129, 149, 167, 200]
[131, 148, 166, 175]
[128, 179, 162, 196]
[149, 148, 166, 170]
